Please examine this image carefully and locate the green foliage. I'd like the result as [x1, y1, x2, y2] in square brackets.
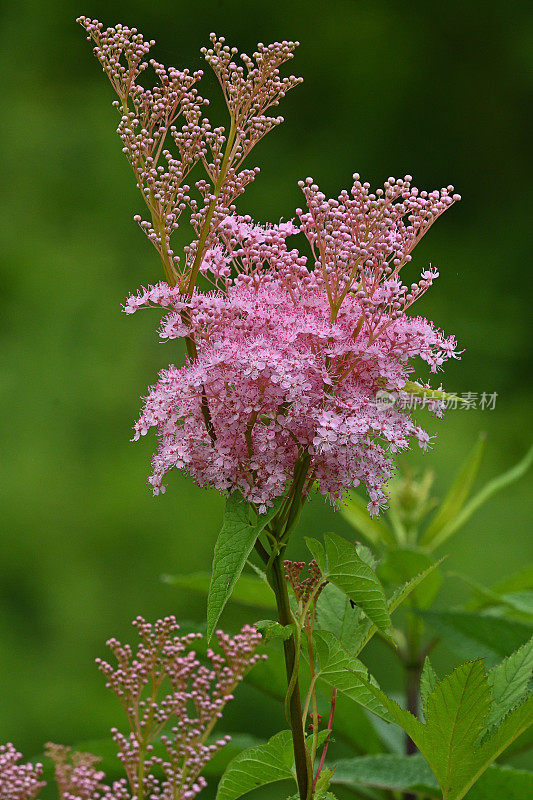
[422, 610, 533, 665]
[216, 730, 294, 799]
[486, 637, 533, 728]
[420, 657, 438, 717]
[207, 493, 281, 640]
[313, 630, 393, 723]
[353, 654, 533, 800]
[316, 583, 363, 653]
[305, 536, 326, 572]
[421, 445, 533, 551]
[323, 532, 392, 637]
[421, 433, 486, 547]
[378, 548, 442, 609]
[254, 619, 294, 641]
[163, 570, 276, 609]
[331, 754, 533, 799]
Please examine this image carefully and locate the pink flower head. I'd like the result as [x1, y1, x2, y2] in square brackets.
[0, 744, 45, 800]
[126, 182, 459, 513]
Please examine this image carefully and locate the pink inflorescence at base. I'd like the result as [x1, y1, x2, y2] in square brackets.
[125, 176, 460, 514]
[0, 744, 45, 800]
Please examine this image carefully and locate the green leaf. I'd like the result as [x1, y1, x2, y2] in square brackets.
[254, 619, 294, 641]
[464, 765, 533, 800]
[486, 637, 533, 728]
[216, 730, 294, 800]
[352, 658, 533, 800]
[316, 582, 363, 653]
[356, 542, 378, 570]
[354, 559, 445, 656]
[466, 566, 533, 612]
[422, 611, 533, 666]
[421, 433, 486, 548]
[204, 734, 266, 778]
[331, 754, 533, 800]
[332, 753, 438, 795]
[207, 493, 281, 640]
[305, 536, 326, 572]
[422, 660, 491, 799]
[420, 657, 438, 718]
[163, 571, 276, 609]
[422, 445, 533, 551]
[476, 695, 533, 774]
[388, 559, 446, 615]
[314, 630, 394, 723]
[340, 491, 396, 546]
[378, 549, 442, 609]
[324, 533, 392, 637]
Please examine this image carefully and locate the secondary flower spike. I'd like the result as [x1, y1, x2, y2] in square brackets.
[77, 18, 301, 290]
[126, 175, 460, 513]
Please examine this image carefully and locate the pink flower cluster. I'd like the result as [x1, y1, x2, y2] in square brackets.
[126, 175, 459, 513]
[0, 621, 263, 800]
[77, 18, 301, 289]
[0, 744, 44, 800]
[95, 617, 264, 800]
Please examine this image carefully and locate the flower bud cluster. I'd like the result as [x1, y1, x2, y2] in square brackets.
[0, 743, 44, 800]
[297, 174, 460, 321]
[78, 19, 301, 289]
[284, 560, 325, 604]
[94, 617, 264, 800]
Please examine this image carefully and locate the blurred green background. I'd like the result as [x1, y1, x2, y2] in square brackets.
[1, 0, 532, 793]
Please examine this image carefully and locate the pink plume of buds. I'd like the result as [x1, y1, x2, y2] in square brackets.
[0, 743, 45, 800]
[94, 617, 264, 800]
[77, 18, 301, 291]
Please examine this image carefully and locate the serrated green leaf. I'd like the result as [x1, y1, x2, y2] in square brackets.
[486, 637, 533, 728]
[476, 695, 533, 770]
[340, 491, 396, 546]
[216, 730, 294, 800]
[254, 619, 294, 641]
[324, 533, 392, 637]
[163, 571, 276, 609]
[305, 536, 326, 572]
[422, 445, 533, 551]
[352, 659, 533, 800]
[388, 559, 446, 615]
[314, 630, 394, 723]
[331, 754, 533, 800]
[421, 433, 486, 547]
[420, 657, 438, 718]
[207, 493, 281, 640]
[422, 611, 533, 666]
[378, 549, 442, 609]
[423, 660, 491, 799]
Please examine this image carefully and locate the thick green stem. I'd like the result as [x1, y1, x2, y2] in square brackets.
[269, 551, 312, 800]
